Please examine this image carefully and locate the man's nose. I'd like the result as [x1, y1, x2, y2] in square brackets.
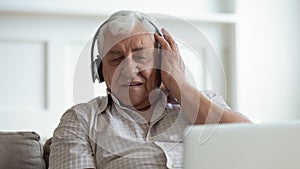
[120, 55, 139, 78]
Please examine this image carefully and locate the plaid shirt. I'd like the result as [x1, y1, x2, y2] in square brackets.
[49, 90, 229, 169]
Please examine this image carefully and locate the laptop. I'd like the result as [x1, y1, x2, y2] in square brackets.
[183, 121, 300, 169]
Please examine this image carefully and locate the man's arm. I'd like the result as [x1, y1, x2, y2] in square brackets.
[155, 29, 251, 124]
[168, 80, 251, 124]
[49, 109, 96, 169]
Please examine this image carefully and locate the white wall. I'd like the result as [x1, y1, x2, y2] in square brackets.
[0, 14, 101, 140]
[1, 0, 300, 140]
[0, 1, 237, 140]
[236, 0, 300, 122]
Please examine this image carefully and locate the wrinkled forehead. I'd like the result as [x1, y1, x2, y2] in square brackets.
[98, 23, 156, 58]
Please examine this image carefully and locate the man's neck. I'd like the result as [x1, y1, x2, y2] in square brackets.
[137, 107, 153, 123]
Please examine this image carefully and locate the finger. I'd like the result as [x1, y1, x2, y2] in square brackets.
[154, 33, 172, 50]
[161, 28, 179, 52]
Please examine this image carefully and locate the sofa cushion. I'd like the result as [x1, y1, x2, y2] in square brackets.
[0, 131, 46, 169]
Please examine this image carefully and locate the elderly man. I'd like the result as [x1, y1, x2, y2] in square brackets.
[49, 10, 250, 169]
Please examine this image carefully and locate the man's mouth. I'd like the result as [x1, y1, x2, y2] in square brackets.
[129, 82, 143, 86]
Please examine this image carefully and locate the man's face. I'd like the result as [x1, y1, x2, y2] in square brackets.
[101, 30, 160, 110]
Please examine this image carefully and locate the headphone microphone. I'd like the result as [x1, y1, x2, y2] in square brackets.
[90, 13, 162, 83]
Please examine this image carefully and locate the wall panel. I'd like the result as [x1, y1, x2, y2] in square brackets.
[0, 40, 47, 110]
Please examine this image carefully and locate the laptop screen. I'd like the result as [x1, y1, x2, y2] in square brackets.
[183, 121, 300, 169]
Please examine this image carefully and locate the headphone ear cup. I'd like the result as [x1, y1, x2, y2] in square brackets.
[95, 57, 104, 82]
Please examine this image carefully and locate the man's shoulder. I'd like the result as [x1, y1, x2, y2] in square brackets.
[61, 96, 108, 121]
[201, 90, 230, 109]
[72, 96, 107, 111]
[84, 96, 102, 105]
[163, 90, 226, 114]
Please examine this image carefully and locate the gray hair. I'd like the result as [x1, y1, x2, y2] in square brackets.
[96, 10, 161, 58]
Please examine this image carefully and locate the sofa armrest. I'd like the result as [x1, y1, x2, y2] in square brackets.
[0, 131, 46, 169]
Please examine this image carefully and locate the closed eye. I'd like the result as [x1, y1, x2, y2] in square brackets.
[109, 57, 124, 65]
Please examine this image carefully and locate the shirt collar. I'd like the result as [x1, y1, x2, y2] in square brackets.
[96, 89, 168, 123]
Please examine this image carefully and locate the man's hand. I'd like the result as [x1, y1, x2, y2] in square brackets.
[155, 28, 251, 124]
[154, 28, 186, 101]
